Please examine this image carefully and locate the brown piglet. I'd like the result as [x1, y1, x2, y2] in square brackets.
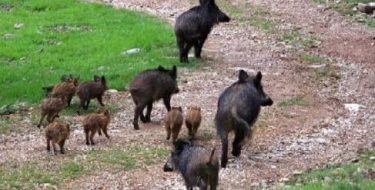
[45, 122, 70, 155]
[37, 95, 67, 128]
[165, 107, 183, 142]
[185, 106, 202, 139]
[82, 108, 111, 145]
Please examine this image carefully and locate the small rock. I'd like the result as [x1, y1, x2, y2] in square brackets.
[14, 23, 24, 29]
[344, 103, 366, 112]
[369, 157, 375, 161]
[107, 89, 118, 93]
[97, 66, 105, 71]
[293, 170, 303, 175]
[280, 177, 289, 182]
[123, 48, 141, 55]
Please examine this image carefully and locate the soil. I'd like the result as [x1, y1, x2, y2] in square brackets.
[1, 0, 374, 189]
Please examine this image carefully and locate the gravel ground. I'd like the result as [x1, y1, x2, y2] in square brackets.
[1, 0, 375, 189]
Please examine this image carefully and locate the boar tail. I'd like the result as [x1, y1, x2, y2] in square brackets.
[231, 107, 250, 137]
[208, 147, 216, 165]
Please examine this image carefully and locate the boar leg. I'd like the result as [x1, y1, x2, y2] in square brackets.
[90, 128, 97, 145]
[52, 142, 57, 155]
[67, 94, 73, 106]
[177, 37, 188, 63]
[186, 122, 193, 138]
[59, 139, 66, 154]
[97, 96, 104, 106]
[84, 99, 91, 110]
[37, 112, 46, 128]
[221, 135, 229, 168]
[84, 128, 90, 145]
[102, 127, 110, 139]
[194, 36, 207, 58]
[133, 104, 147, 130]
[46, 138, 51, 152]
[163, 96, 172, 112]
[144, 102, 153, 123]
[232, 127, 246, 157]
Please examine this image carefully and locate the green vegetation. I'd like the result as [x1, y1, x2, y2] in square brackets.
[0, 0, 179, 106]
[311, 0, 375, 28]
[299, 53, 326, 65]
[86, 145, 169, 171]
[285, 150, 375, 190]
[282, 31, 321, 50]
[278, 97, 308, 107]
[0, 145, 168, 189]
[218, 0, 275, 32]
[0, 161, 85, 189]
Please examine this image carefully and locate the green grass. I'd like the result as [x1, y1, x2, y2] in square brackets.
[311, 0, 375, 28]
[0, 145, 168, 189]
[218, 0, 275, 32]
[0, 0, 180, 107]
[86, 145, 169, 171]
[282, 31, 321, 50]
[285, 150, 375, 190]
[278, 97, 308, 107]
[0, 161, 85, 190]
[299, 53, 325, 65]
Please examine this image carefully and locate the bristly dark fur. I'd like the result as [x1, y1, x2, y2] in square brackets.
[164, 139, 219, 190]
[129, 65, 179, 130]
[175, 0, 230, 63]
[215, 70, 273, 168]
[76, 75, 108, 113]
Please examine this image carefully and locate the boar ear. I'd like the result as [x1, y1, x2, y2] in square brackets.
[170, 65, 177, 79]
[238, 70, 249, 83]
[157, 65, 165, 71]
[101, 76, 106, 84]
[199, 0, 209, 5]
[254, 71, 262, 87]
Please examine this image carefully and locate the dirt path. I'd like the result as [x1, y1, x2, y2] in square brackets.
[1, 0, 374, 189]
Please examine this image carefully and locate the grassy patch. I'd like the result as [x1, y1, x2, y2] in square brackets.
[86, 145, 169, 171]
[285, 150, 375, 190]
[299, 53, 326, 65]
[278, 97, 308, 107]
[314, 65, 341, 81]
[311, 0, 375, 28]
[0, 160, 85, 190]
[282, 30, 321, 50]
[0, 0, 179, 106]
[218, 0, 275, 32]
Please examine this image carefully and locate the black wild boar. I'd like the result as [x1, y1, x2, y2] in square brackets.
[37, 95, 67, 128]
[76, 75, 108, 111]
[45, 122, 70, 155]
[175, 0, 230, 63]
[215, 70, 273, 168]
[129, 65, 179, 130]
[164, 139, 219, 190]
[165, 107, 184, 142]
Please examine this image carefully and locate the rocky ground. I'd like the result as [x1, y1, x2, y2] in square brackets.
[1, 0, 374, 189]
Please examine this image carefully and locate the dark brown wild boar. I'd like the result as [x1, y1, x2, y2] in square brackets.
[37, 95, 67, 128]
[82, 108, 111, 145]
[164, 139, 219, 190]
[45, 122, 70, 155]
[76, 75, 108, 112]
[165, 107, 184, 142]
[129, 65, 179, 130]
[185, 106, 202, 139]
